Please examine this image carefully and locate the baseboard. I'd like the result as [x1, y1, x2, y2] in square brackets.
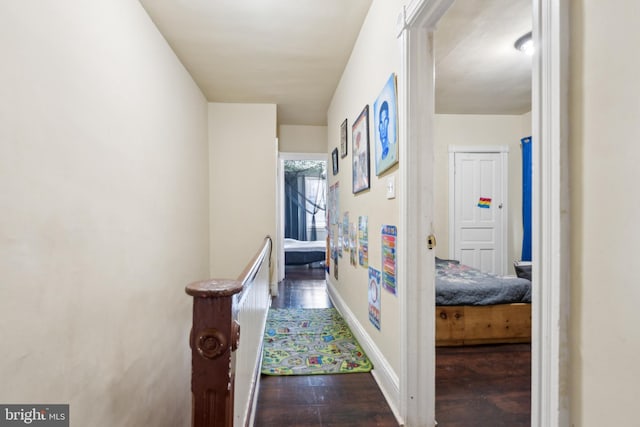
[326, 280, 403, 425]
[270, 281, 279, 297]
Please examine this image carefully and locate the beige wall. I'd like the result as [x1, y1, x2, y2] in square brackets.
[326, 0, 405, 376]
[279, 125, 328, 153]
[570, 1, 640, 425]
[0, 2, 209, 426]
[208, 103, 277, 279]
[434, 113, 531, 270]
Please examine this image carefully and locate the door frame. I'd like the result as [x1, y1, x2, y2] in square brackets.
[448, 145, 509, 275]
[530, 0, 570, 424]
[396, 1, 453, 425]
[275, 152, 328, 287]
[397, 0, 569, 425]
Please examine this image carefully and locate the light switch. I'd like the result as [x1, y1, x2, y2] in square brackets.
[386, 175, 396, 199]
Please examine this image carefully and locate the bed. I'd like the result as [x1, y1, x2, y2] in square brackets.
[435, 258, 532, 346]
[283, 238, 326, 266]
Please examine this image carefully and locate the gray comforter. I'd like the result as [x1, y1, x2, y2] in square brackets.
[436, 258, 532, 306]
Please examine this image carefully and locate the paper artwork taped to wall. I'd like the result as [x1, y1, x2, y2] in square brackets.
[327, 184, 333, 225]
[374, 74, 399, 176]
[381, 225, 397, 295]
[368, 267, 381, 330]
[326, 235, 330, 273]
[337, 220, 343, 258]
[358, 216, 369, 267]
[328, 224, 334, 262]
[349, 223, 357, 266]
[333, 235, 339, 280]
[328, 182, 340, 226]
[342, 212, 349, 253]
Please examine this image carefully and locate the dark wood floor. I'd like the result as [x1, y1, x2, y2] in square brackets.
[254, 265, 399, 426]
[254, 265, 531, 426]
[436, 344, 531, 426]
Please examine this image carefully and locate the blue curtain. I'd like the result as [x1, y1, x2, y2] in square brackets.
[521, 136, 532, 261]
[284, 172, 325, 241]
[284, 174, 307, 241]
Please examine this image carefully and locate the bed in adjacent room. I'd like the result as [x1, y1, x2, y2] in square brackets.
[435, 258, 532, 346]
[283, 238, 326, 266]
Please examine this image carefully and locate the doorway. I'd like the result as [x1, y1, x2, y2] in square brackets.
[276, 153, 328, 284]
[432, 1, 533, 424]
[397, 0, 569, 425]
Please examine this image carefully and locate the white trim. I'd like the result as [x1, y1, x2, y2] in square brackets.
[499, 152, 509, 275]
[274, 138, 281, 291]
[397, 1, 454, 425]
[447, 146, 510, 275]
[448, 145, 509, 153]
[278, 152, 328, 161]
[448, 152, 455, 262]
[401, 0, 454, 32]
[275, 152, 328, 286]
[326, 281, 403, 425]
[531, 0, 570, 425]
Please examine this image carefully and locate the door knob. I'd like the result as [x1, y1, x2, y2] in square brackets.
[427, 234, 437, 250]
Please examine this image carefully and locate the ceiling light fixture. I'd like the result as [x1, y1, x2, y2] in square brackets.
[514, 31, 534, 56]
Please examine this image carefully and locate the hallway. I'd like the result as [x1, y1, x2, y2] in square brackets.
[254, 266, 399, 426]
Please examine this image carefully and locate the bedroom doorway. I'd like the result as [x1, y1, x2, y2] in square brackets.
[276, 153, 328, 284]
[431, 1, 533, 425]
[398, 0, 569, 425]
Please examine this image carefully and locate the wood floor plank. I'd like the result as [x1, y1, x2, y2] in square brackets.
[436, 343, 531, 426]
[254, 266, 398, 426]
[255, 265, 531, 426]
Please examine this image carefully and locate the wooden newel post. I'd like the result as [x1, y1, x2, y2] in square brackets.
[186, 279, 243, 427]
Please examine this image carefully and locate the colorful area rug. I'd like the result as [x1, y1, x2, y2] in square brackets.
[261, 308, 372, 375]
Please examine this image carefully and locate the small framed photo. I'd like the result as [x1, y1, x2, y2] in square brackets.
[332, 148, 339, 175]
[340, 118, 348, 158]
[352, 105, 370, 194]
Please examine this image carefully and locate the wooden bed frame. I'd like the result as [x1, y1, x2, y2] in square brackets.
[435, 303, 531, 346]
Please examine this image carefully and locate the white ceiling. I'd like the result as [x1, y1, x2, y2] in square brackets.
[435, 0, 532, 115]
[139, 0, 373, 126]
[139, 0, 531, 126]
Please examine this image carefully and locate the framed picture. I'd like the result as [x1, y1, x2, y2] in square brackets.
[332, 148, 339, 175]
[374, 73, 399, 175]
[352, 105, 370, 194]
[340, 118, 348, 158]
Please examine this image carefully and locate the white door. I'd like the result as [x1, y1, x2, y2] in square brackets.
[449, 148, 508, 275]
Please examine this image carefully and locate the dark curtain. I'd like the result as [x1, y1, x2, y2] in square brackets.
[284, 174, 307, 240]
[521, 136, 532, 261]
[284, 171, 325, 241]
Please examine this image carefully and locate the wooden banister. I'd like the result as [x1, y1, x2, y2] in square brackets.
[186, 236, 272, 427]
